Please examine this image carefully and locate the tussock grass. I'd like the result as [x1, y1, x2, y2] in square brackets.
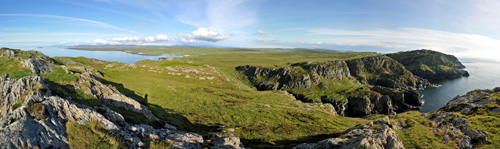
[66, 120, 124, 149]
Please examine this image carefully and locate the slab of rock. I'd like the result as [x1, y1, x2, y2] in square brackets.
[294, 117, 404, 149]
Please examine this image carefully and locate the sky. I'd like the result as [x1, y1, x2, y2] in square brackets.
[1, 0, 500, 61]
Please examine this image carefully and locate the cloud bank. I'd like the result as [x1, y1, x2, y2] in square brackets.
[89, 28, 227, 45]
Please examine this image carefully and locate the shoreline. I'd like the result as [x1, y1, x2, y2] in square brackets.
[65, 47, 188, 57]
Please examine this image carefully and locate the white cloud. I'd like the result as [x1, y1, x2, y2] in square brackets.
[182, 28, 228, 42]
[88, 28, 227, 45]
[91, 34, 179, 45]
[255, 30, 267, 36]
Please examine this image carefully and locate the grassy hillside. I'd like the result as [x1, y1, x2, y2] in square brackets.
[6, 47, 492, 148]
[53, 48, 376, 146]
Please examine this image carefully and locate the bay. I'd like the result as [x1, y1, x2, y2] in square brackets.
[419, 60, 500, 113]
[14, 46, 183, 64]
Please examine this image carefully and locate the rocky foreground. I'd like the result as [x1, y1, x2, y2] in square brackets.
[293, 87, 500, 149]
[0, 48, 244, 149]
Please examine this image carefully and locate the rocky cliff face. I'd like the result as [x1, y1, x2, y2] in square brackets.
[236, 56, 428, 117]
[294, 116, 404, 149]
[386, 49, 469, 80]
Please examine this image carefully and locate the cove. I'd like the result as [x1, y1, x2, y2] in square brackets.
[419, 60, 500, 113]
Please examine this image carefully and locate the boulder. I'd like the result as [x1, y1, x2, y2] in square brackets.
[293, 117, 404, 149]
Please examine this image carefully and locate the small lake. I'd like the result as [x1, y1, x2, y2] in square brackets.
[419, 60, 500, 113]
[14, 46, 183, 64]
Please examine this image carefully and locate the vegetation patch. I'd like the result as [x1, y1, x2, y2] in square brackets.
[66, 120, 124, 149]
[11, 99, 25, 111]
[42, 67, 77, 83]
[392, 111, 455, 148]
[26, 102, 48, 120]
[0, 57, 32, 79]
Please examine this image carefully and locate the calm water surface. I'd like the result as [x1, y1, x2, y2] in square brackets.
[14, 46, 183, 64]
[419, 60, 500, 113]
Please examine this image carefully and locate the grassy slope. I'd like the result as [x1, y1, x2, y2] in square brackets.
[59, 47, 375, 145]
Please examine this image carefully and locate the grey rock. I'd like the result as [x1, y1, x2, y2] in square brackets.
[294, 117, 404, 149]
[0, 75, 46, 116]
[209, 131, 245, 149]
[164, 122, 178, 130]
[427, 112, 488, 148]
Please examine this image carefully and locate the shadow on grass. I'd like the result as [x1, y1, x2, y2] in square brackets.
[241, 132, 342, 148]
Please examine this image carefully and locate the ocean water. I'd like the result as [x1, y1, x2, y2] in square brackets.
[12, 46, 183, 64]
[419, 60, 500, 113]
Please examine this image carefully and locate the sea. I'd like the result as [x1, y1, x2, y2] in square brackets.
[419, 59, 500, 113]
[8, 46, 500, 112]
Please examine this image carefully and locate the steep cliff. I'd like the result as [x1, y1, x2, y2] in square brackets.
[236, 55, 428, 117]
[386, 49, 469, 80]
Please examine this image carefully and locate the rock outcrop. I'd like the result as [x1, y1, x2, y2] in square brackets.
[236, 56, 428, 117]
[0, 74, 205, 148]
[439, 87, 500, 114]
[420, 87, 500, 148]
[386, 49, 469, 80]
[425, 112, 488, 149]
[0, 48, 56, 74]
[294, 117, 404, 149]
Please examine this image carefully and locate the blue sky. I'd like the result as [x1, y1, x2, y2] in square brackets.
[1, 0, 500, 60]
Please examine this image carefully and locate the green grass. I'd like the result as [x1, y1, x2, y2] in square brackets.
[11, 99, 24, 111]
[66, 120, 124, 149]
[159, 61, 202, 67]
[391, 111, 454, 148]
[0, 57, 32, 79]
[42, 67, 77, 83]
[467, 113, 500, 148]
[290, 76, 364, 103]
